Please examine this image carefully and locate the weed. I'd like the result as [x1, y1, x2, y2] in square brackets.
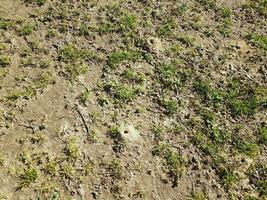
[108, 160, 123, 179]
[218, 167, 238, 188]
[152, 126, 164, 141]
[192, 192, 206, 200]
[79, 24, 91, 36]
[122, 69, 145, 84]
[0, 55, 10, 67]
[107, 51, 140, 69]
[220, 7, 231, 18]
[258, 127, 267, 144]
[198, 0, 216, 9]
[113, 85, 138, 102]
[61, 163, 75, 179]
[0, 155, 4, 166]
[243, 0, 267, 16]
[160, 99, 177, 115]
[0, 19, 13, 30]
[17, 168, 38, 190]
[17, 24, 34, 36]
[24, 0, 47, 6]
[83, 161, 94, 175]
[119, 14, 137, 32]
[153, 143, 184, 187]
[46, 29, 57, 38]
[43, 160, 57, 176]
[249, 34, 267, 50]
[235, 139, 259, 158]
[249, 163, 267, 197]
[79, 88, 90, 105]
[108, 126, 121, 139]
[177, 35, 194, 46]
[159, 63, 180, 90]
[66, 62, 88, 82]
[65, 137, 79, 161]
[228, 95, 259, 116]
[157, 18, 176, 37]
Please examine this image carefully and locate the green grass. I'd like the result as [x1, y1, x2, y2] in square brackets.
[194, 80, 264, 117]
[107, 51, 140, 69]
[250, 34, 267, 50]
[79, 88, 90, 105]
[220, 7, 231, 18]
[119, 14, 137, 32]
[153, 143, 184, 187]
[17, 24, 34, 36]
[24, 0, 47, 6]
[43, 159, 57, 176]
[235, 139, 259, 158]
[159, 63, 180, 90]
[108, 160, 123, 180]
[258, 127, 267, 144]
[122, 68, 145, 84]
[60, 163, 75, 179]
[192, 192, 206, 200]
[66, 62, 88, 82]
[218, 167, 238, 188]
[160, 99, 178, 115]
[0, 55, 10, 67]
[0, 19, 14, 30]
[17, 168, 38, 190]
[65, 137, 79, 161]
[108, 126, 120, 139]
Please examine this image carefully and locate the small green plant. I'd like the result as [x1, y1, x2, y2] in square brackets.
[160, 99, 177, 115]
[152, 126, 164, 141]
[17, 168, 38, 190]
[108, 126, 120, 139]
[18, 24, 34, 36]
[220, 7, 231, 18]
[79, 24, 91, 36]
[218, 167, 238, 188]
[114, 85, 138, 102]
[66, 62, 88, 82]
[46, 29, 57, 38]
[235, 139, 259, 157]
[249, 163, 267, 197]
[258, 127, 267, 144]
[83, 161, 94, 175]
[249, 34, 267, 50]
[24, 0, 47, 6]
[0, 19, 13, 30]
[108, 160, 123, 179]
[159, 63, 180, 90]
[60, 163, 75, 179]
[192, 192, 206, 200]
[119, 14, 137, 32]
[0, 55, 10, 67]
[122, 69, 145, 84]
[107, 51, 140, 69]
[157, 18, 176, 37]
[65, 137, 79, 160]
[153, 143, 184, 187]
[43, 159, 57, 176]
[177, 35, 194, 46]
[0, 69, 8, 80]
[79, 88, 90, 105]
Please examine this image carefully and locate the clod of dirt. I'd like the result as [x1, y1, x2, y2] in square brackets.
[119, 124, 142, 143]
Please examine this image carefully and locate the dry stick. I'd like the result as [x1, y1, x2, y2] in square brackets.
[75, 106, 90, 135]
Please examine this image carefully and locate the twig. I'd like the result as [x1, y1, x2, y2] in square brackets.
[75, 106, 90, 135]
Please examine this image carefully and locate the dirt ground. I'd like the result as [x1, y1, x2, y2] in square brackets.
[0, 0, 266, 200]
